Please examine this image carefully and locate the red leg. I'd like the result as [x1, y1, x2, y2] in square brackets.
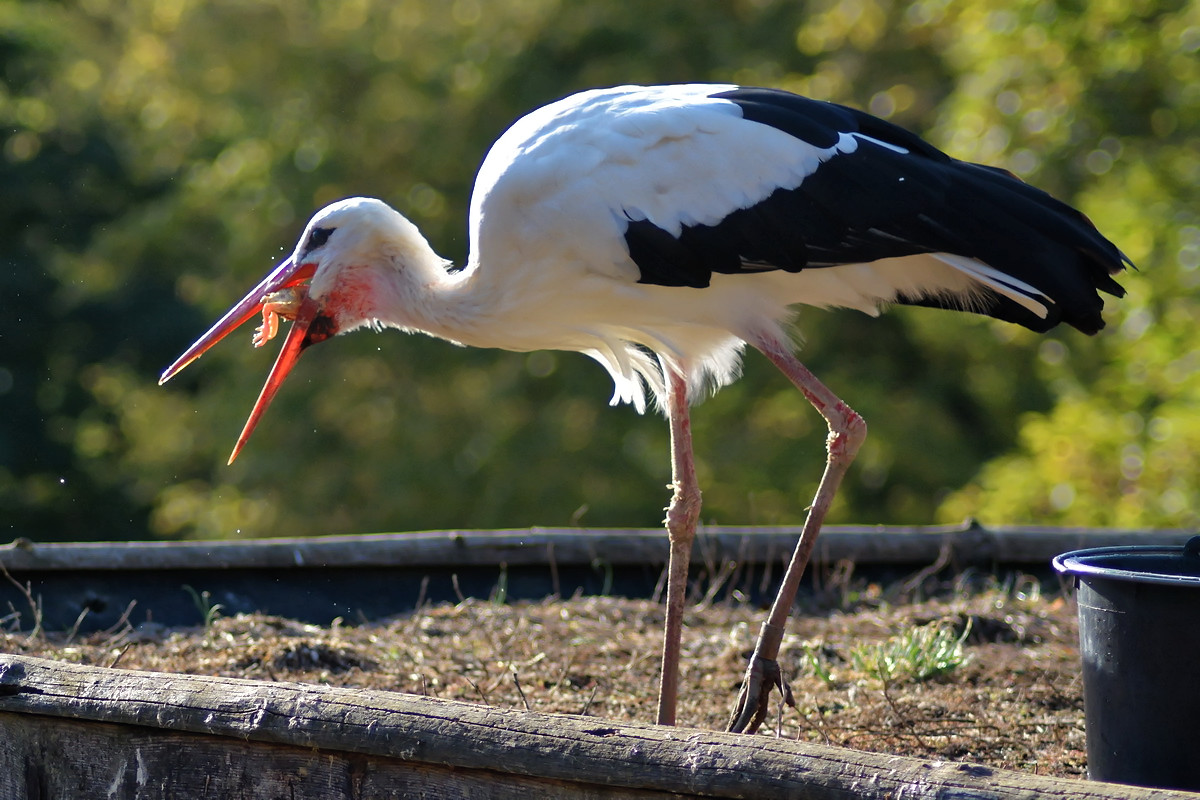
[657, 366, 701, 726]
[727, 336, 867, 734]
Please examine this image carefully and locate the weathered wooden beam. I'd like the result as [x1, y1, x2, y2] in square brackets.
[2, 524, 1190, 571]
[1, 655, 1195, 800]
[0, 711, 681, 800]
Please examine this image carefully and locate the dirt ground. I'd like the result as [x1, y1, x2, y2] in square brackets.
[2, 567, 1086, 778]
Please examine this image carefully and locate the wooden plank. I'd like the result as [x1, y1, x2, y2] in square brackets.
[1, 525, 1190, 571]
[1, 654, 1195, 800]
[0, 712, 687, 799]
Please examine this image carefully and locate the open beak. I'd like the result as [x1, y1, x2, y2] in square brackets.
[160, 256, 334, 464]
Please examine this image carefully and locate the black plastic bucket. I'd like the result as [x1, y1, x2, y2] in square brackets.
[1053, 536, 1200, 790]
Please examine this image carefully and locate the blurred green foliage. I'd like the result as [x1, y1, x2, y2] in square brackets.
[2, 0, 1195, 541]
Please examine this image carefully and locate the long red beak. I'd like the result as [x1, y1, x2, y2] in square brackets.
[159, 257, 315, 384]
[222, 293, 321, 464]
[160, 256, 326, 464]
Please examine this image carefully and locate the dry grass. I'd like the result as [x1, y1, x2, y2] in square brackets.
[1, 567, 1085, 777]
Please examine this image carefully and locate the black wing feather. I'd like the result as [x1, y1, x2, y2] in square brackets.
[624, 86, 1129, 335]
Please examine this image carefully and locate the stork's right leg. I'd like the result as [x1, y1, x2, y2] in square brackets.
[657, 365, 701, 726]
[727, 336, 866, 734]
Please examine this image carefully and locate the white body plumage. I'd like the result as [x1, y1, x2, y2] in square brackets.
[295, 85, 1118, 414]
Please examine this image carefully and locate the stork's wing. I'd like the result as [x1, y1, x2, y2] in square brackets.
[473, 85, 1129, 335]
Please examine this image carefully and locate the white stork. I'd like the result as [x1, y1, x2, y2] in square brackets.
[160, 84, 1129, 732]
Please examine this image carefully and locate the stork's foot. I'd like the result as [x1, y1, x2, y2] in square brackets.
[727, 654, 795, 734]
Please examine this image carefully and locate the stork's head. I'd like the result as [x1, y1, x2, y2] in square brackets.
[159, 197, 432, 463]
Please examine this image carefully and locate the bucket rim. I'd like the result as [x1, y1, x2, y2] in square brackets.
[1052, 541, 1200, 587]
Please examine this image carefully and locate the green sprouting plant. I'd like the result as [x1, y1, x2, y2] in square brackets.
[801, 643, 838, 687]
[850, 619, 971, 686]
[591, 557, 614, 597]
[490, 563, 509, 606]
[183, 585, 224, 631]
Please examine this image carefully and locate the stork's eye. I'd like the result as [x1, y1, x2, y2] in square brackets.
[303, 226, 335, 256]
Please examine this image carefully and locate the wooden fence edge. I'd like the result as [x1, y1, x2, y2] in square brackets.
[2, 654, 1196, 800]
[2, 524, 1193, 571]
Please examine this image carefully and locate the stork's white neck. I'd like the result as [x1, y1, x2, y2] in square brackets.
[328, 240, 494, 349]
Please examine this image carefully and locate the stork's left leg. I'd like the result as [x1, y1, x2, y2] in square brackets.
[657, 365, 701, 726]
[727, 336, 866, 734]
